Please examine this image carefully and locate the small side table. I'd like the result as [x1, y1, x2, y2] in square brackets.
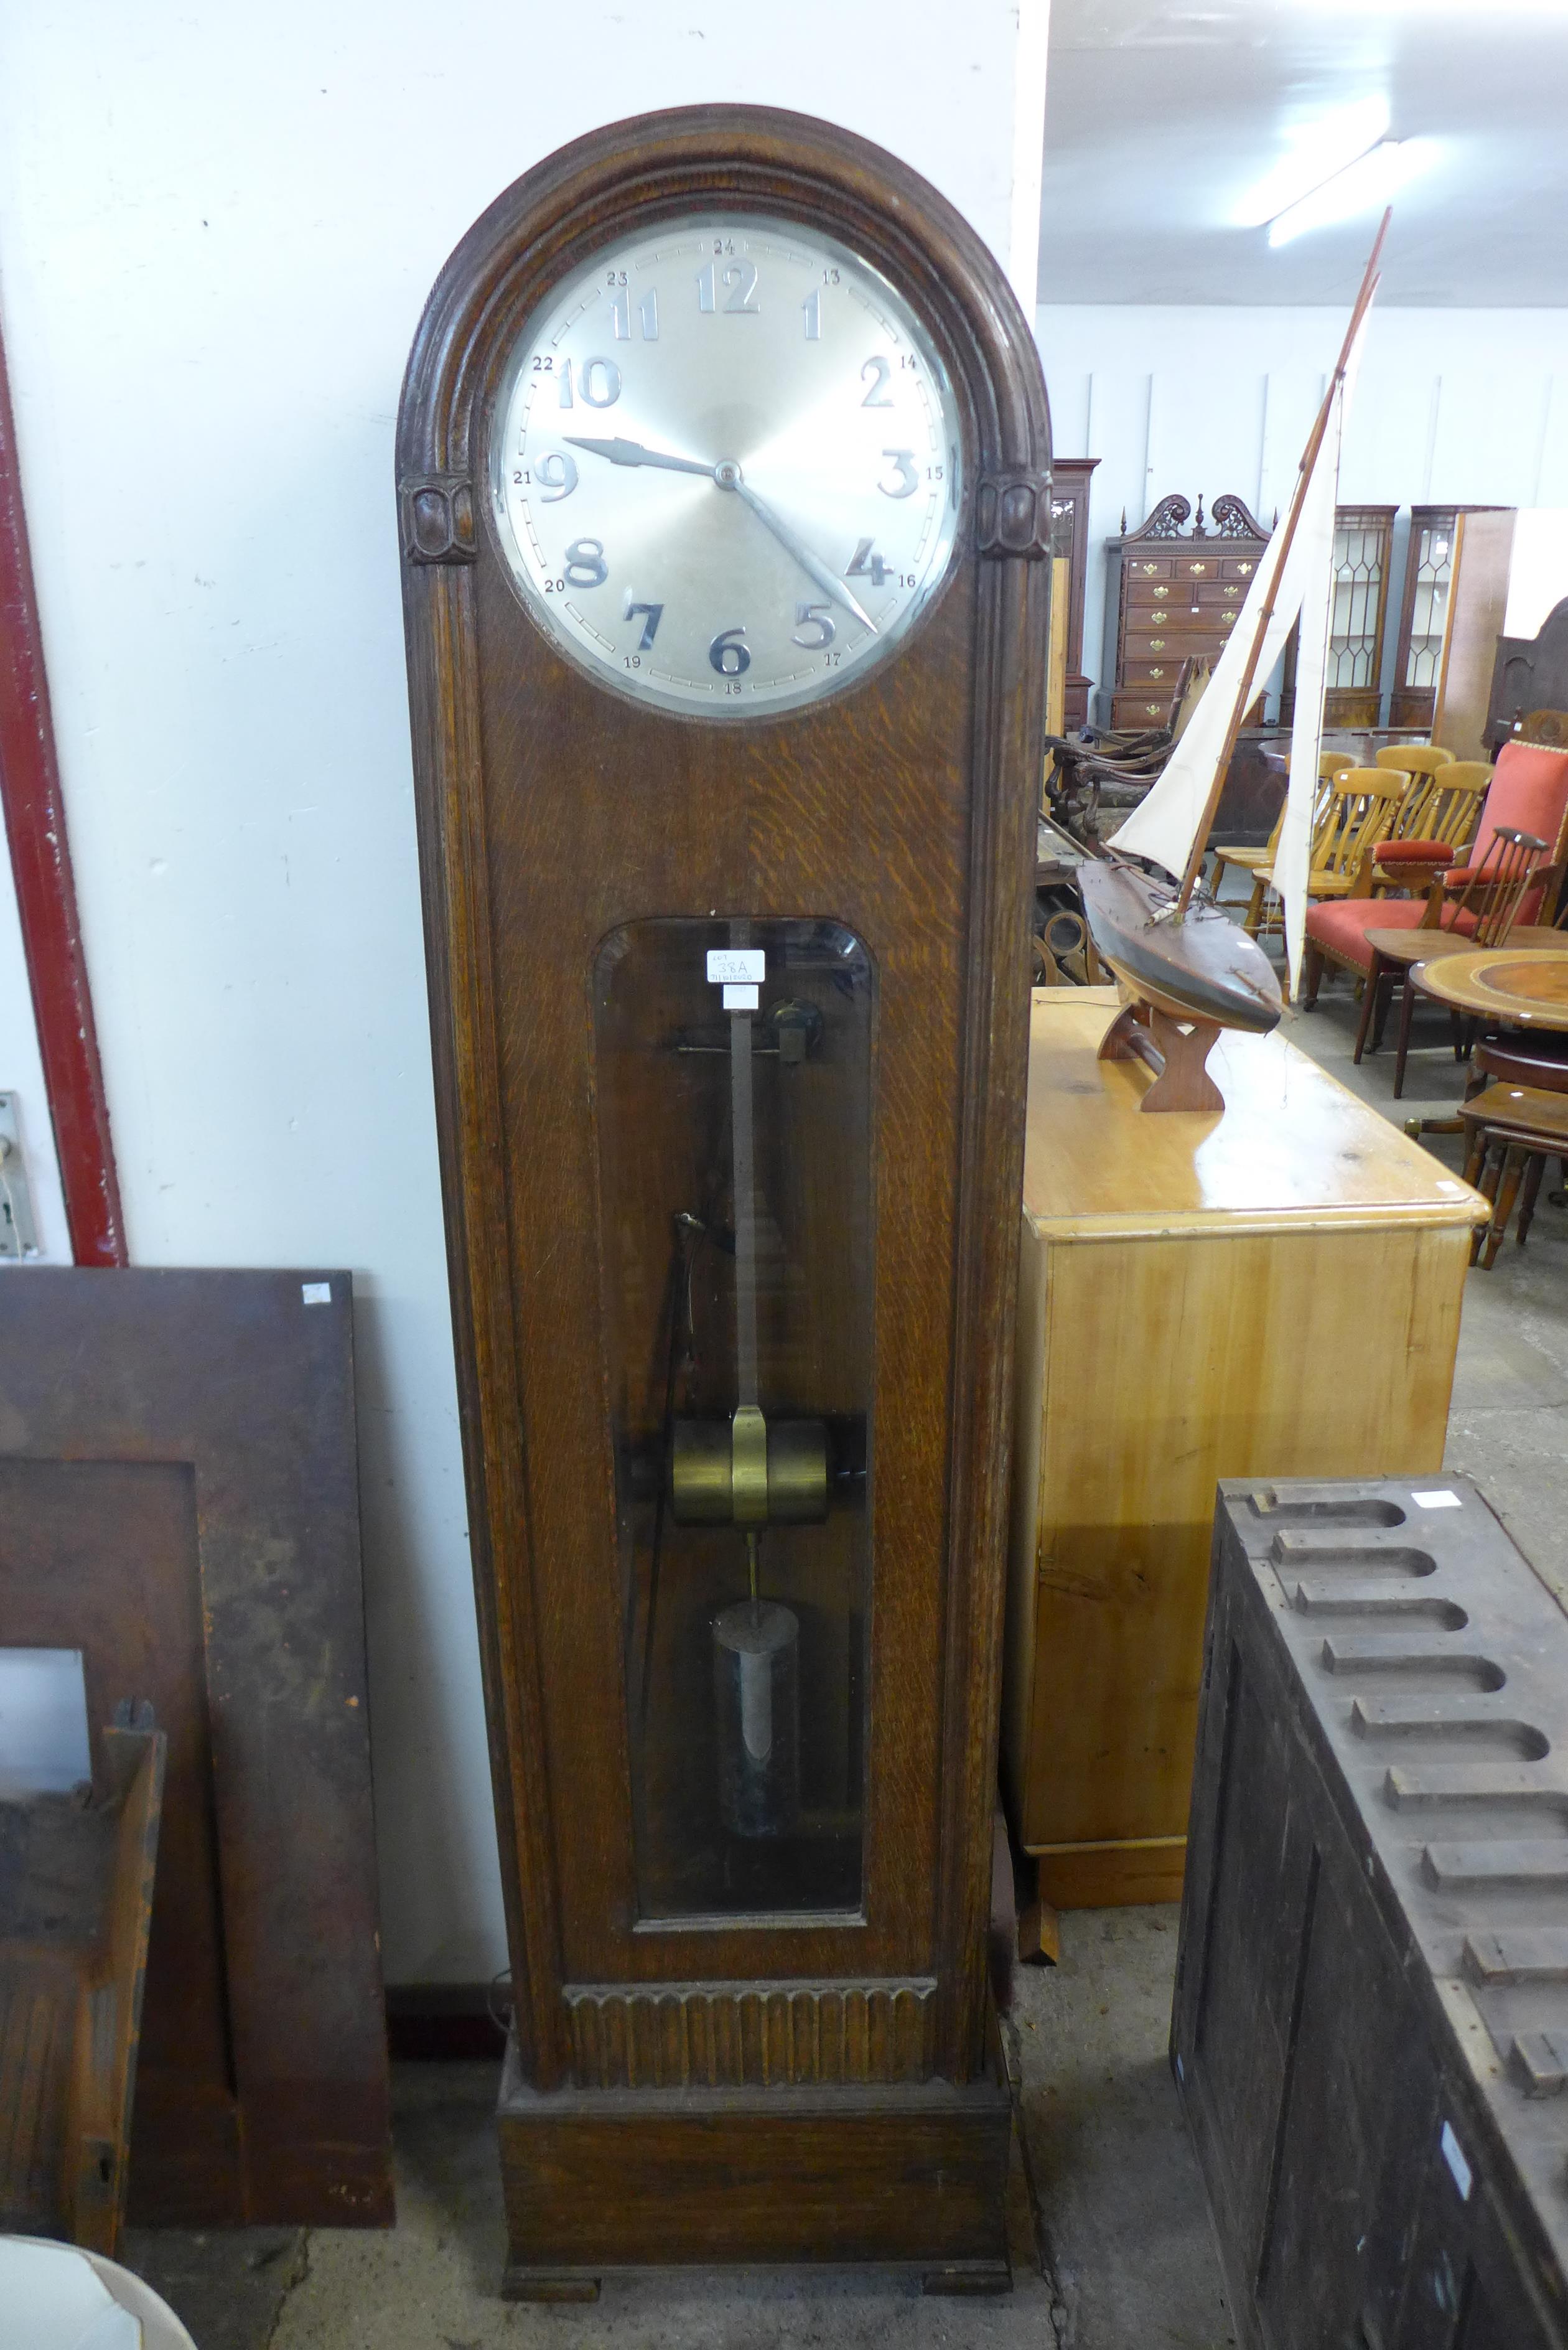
[1460, 1081, 1568, 1266]
[1360, 924, 1567, 1098]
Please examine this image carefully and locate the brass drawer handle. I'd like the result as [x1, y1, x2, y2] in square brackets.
[1237, 561, 1253, 574]
[1188, 561, 1207, 574]
[1148, 667, 1165, 678]
[1141, 563, 1161, 574]
[1223, 586, 1239, 598]
[1149, 637, 1165, 650]
[1152, 586, 1169, 598]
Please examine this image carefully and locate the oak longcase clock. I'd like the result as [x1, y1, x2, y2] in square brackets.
[398, 105, 1050, 2293]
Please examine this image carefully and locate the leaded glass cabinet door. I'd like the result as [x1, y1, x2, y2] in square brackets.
[397, 105, 1049, 2288]
[1323, 505, 1394, 727]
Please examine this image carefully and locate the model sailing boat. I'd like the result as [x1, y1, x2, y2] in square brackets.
[1078, 214, 1388, 1112]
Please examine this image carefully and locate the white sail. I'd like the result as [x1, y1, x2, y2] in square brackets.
[1106, 517, 1296, 879]
[1108, 321, 1371, 893]
[1273, 314, 1370, 998]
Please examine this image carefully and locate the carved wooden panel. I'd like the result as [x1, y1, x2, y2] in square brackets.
[563, 1977, 937, 2089]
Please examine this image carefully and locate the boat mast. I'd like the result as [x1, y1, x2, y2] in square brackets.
[1172, 210, 1391, 917]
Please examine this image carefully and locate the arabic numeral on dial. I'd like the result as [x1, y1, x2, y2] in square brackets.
[802, 286, 821, 341]
[558, 359, 572, 408]
[579, 357, 622, 408]
[847, 538, 890, 588]
[878, 450, 918, 499]
[533, 452, 578, 502]
[861, 356, 893, 408]
[791, 602, 836, 650]
[624, 597, 663, 650]
[708, 626, 750, 677]
[609, 288, 659, 341]
[564, 538, 608, 588]
[697, 260, 759, 315]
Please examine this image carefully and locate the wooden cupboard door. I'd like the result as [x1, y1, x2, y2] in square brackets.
[1016, 1223, 1468, 1853]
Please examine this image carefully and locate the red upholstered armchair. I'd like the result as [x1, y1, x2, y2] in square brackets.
[1300, 740, 1568, 1010]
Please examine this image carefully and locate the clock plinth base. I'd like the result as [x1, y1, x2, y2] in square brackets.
[495, 2025, 1013, 2281]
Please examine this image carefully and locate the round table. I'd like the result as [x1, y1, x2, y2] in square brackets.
[1360, 927, 1568, 1098]
[1414, 946, 1568, 1029]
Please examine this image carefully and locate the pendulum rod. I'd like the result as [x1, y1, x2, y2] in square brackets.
[730, 988, 759, 1411]
[727, 922, 770, 1616]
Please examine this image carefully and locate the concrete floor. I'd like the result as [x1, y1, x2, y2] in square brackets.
[119, 958, 1568, 2350]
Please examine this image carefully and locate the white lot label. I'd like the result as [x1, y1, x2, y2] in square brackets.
[301, 1281, 332, 1306]
[1412, 1489, 1462, 1510]
[706, 949, 765, 985]
[722, 983, 760, 1011]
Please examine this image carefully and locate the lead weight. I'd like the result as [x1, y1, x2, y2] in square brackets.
[713, 1599, 800, 1838]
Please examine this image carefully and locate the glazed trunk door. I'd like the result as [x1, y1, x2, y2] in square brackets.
[475, 561, 977, 1987]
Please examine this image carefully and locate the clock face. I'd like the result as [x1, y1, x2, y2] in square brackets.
[488, 213, 964, 719]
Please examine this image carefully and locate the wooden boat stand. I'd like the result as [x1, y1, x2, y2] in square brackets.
[1098, 997, 1225, 1115]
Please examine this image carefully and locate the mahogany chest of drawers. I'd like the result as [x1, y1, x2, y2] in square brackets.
[1100, 490, 1269, 731]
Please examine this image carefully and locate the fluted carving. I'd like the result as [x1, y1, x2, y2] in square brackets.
[563, 1977, 938, 2089]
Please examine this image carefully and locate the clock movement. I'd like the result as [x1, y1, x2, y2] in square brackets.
[398, 105, 1050, 2293]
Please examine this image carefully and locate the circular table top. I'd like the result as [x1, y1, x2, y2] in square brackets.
[1414, 947, 1568, 1028]
[1365, 923, 1566, 970]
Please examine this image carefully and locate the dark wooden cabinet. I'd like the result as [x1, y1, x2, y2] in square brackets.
[1050, 456, 1098, 731]
[1101, 492, 1269, 731]
[397, 104, 1048, 2293]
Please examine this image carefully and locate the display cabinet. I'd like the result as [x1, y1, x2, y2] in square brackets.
[1050, 456, 1098, 730]
[397, 105, 1048, 2294]
[1323, 503, 1396, 726]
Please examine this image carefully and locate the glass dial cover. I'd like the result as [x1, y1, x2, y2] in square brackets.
[489, 213, 963, 718]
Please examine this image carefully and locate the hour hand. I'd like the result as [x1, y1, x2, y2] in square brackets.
[563, 434, 716, 479]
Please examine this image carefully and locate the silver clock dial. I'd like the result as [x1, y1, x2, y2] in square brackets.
[489, 214, 963, 718]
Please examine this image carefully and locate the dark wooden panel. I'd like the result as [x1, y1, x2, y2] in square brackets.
[0, 1268, 393, 2228]
[1175, 1477, 1568, 2350]
[498, 2051, 1012, 2278]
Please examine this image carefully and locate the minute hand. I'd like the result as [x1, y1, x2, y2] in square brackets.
[562, 434, 717, 478]
[730, 481, 877, 634]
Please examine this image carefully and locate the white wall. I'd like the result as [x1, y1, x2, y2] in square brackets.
[0, 1, 1043, 1985]
[1038, 304, 1568, 705]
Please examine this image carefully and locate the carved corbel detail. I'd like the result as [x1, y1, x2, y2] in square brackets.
[399, 472, 478, 565]
[976, 469, 1053, 559]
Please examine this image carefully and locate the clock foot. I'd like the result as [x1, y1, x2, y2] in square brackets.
[501, 2267, 601, 2303]
[921, 2259, 1013, 2296]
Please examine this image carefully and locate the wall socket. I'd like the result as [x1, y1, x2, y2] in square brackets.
[0, 1094, 40, 1260]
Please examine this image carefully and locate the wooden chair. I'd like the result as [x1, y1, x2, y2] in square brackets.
[1460, 1083, 1568, 1268]
[1388, 826, 1554, 1094]
[1359, 760, 1491, 901]
[1302, 739, 1568, 1027]
[1373, 742, 1453, 789]
[1243, 766, 1405, 937]
[1212, 752, 1350, 931]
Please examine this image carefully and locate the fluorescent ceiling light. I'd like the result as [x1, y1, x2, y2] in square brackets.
[1267, 138, 1437, 246]
[1233, 97, 1389, 228]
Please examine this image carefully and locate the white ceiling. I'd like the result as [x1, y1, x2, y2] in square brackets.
[1040, 0, 1568, 306]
